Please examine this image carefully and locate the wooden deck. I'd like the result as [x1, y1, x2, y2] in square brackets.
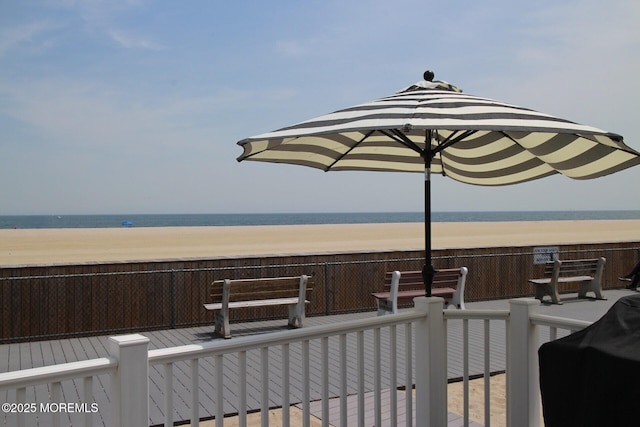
[1, 289, 636, 426]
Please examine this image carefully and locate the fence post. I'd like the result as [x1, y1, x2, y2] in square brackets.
[507, 298, 540, 427]
[414, 297, 447, 427]
[109, 334, 150, 427]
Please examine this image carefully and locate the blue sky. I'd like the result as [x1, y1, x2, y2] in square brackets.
[1, 0, 639, 215]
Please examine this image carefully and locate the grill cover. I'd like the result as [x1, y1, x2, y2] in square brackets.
[539, 294, 640, 427]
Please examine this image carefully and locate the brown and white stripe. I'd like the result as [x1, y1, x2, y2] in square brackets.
[238, 83, 640, 186]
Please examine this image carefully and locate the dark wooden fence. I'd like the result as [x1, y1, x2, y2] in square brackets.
[2, 242, 639, 343]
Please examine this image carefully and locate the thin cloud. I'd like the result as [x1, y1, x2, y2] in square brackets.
[0, 22, 53, 59]
[107, 29, 164, 50]
[275, 40, 308, 57]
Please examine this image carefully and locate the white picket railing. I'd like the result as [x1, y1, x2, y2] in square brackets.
[0, 298, 592, 427]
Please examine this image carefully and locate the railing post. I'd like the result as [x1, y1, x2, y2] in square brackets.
[414, 297, 447, 427]
[507, 298, 540, 427]
[109, 334, 150, 427]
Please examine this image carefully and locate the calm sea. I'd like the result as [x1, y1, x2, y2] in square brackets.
[1, 211, 640, 230]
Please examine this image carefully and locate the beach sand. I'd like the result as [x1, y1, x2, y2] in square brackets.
[447, 374, 510, 427]
[199, 374, 509, 426]
[1, 220, 640, 266]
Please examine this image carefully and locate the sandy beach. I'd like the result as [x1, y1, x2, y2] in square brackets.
[1, 220, 639, 266]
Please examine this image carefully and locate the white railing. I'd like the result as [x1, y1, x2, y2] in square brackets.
[0, 298, 592, 427]
[444, 307, 510, 427]
[148, 309, 424, 427]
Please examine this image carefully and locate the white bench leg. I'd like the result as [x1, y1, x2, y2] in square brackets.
[214, 311, 231, 339]
[535, 284, 563, 304]
[547, 283, 562, 305]
[578, 280, 606, 300]
[450, 292, 465, 310]
[288, 304, 304, 328]
[376, 299, 395, 316]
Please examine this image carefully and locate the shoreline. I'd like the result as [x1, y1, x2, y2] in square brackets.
[2, 219, 640, 267]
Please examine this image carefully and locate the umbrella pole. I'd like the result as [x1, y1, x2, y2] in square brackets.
[422, 132, 435, 296]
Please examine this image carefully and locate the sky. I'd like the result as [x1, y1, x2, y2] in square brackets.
[1, 0, 639, 215]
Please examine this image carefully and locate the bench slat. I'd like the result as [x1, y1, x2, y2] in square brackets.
[529, 276, 594, 285]
[372, 287, 456, 301]
[211, 287, 313, 301]
[204, 297, 309, 310]
[212, 277, 303, 286]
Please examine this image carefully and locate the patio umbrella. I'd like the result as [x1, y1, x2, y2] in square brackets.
[237, 71, 640, 295]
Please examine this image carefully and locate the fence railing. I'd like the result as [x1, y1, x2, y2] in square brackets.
[0, 297, 593, 427]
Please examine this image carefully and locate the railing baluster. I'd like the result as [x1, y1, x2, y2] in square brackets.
[321, 336, 329, 427]
[215, 354, 224, 427]
[281, 344, 290, 427]
[51, 381, 61, 427]
[16, 386, 26, 427]
[484, 319, 491, 427]
[190, 359, 199, 427]
[405, 322, 413, 427]
[389, 324, 397, 427]
[357, 330, 364, 427]
[505, 314, 511, 427]
[463, 319, 469, 427]
[83, 376, 93, 427]
[239, 351, 247, 427]
[374, 327, 381, 427]
[261, 347, 268, 427]
[339, 333, 347, 427]
[164, 362, 174, 427]
[302, 339, 310, 427]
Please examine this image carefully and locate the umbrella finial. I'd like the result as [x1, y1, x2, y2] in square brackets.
[423, 70, 435, 82]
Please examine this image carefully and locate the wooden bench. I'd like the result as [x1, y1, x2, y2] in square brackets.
[529, 257, 606, 304]
[371, 267, 468, 315]
[203, 275, 313, 338]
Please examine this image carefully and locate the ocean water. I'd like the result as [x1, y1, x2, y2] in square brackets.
[1, 211, 640, 230]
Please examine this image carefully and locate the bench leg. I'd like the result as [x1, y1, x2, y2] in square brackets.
[450, 293, 465, 310]
[535, 284, 563, 305]
[288, 304, 304, 328]
[549, 288, 562, 304]
[534, 284, 547, 303]
[578, 281, 607, 300]
[214, 311, 231, 339]
[444, 300, 465, 310]
[376, 299, 394, 316]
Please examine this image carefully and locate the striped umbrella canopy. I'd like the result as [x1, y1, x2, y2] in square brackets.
[237, 71, 640, 294]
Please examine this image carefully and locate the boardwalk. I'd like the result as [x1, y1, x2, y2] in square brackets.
[1, 290, 636, 426]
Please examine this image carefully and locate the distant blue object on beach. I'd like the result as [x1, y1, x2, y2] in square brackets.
[121, 220, 133, 227]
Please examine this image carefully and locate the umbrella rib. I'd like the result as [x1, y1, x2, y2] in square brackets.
[434, 130, 477, 177]
[434, 130, 477, 154]
[324, 129, 376, 171]
[381, 129, 424, 155]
